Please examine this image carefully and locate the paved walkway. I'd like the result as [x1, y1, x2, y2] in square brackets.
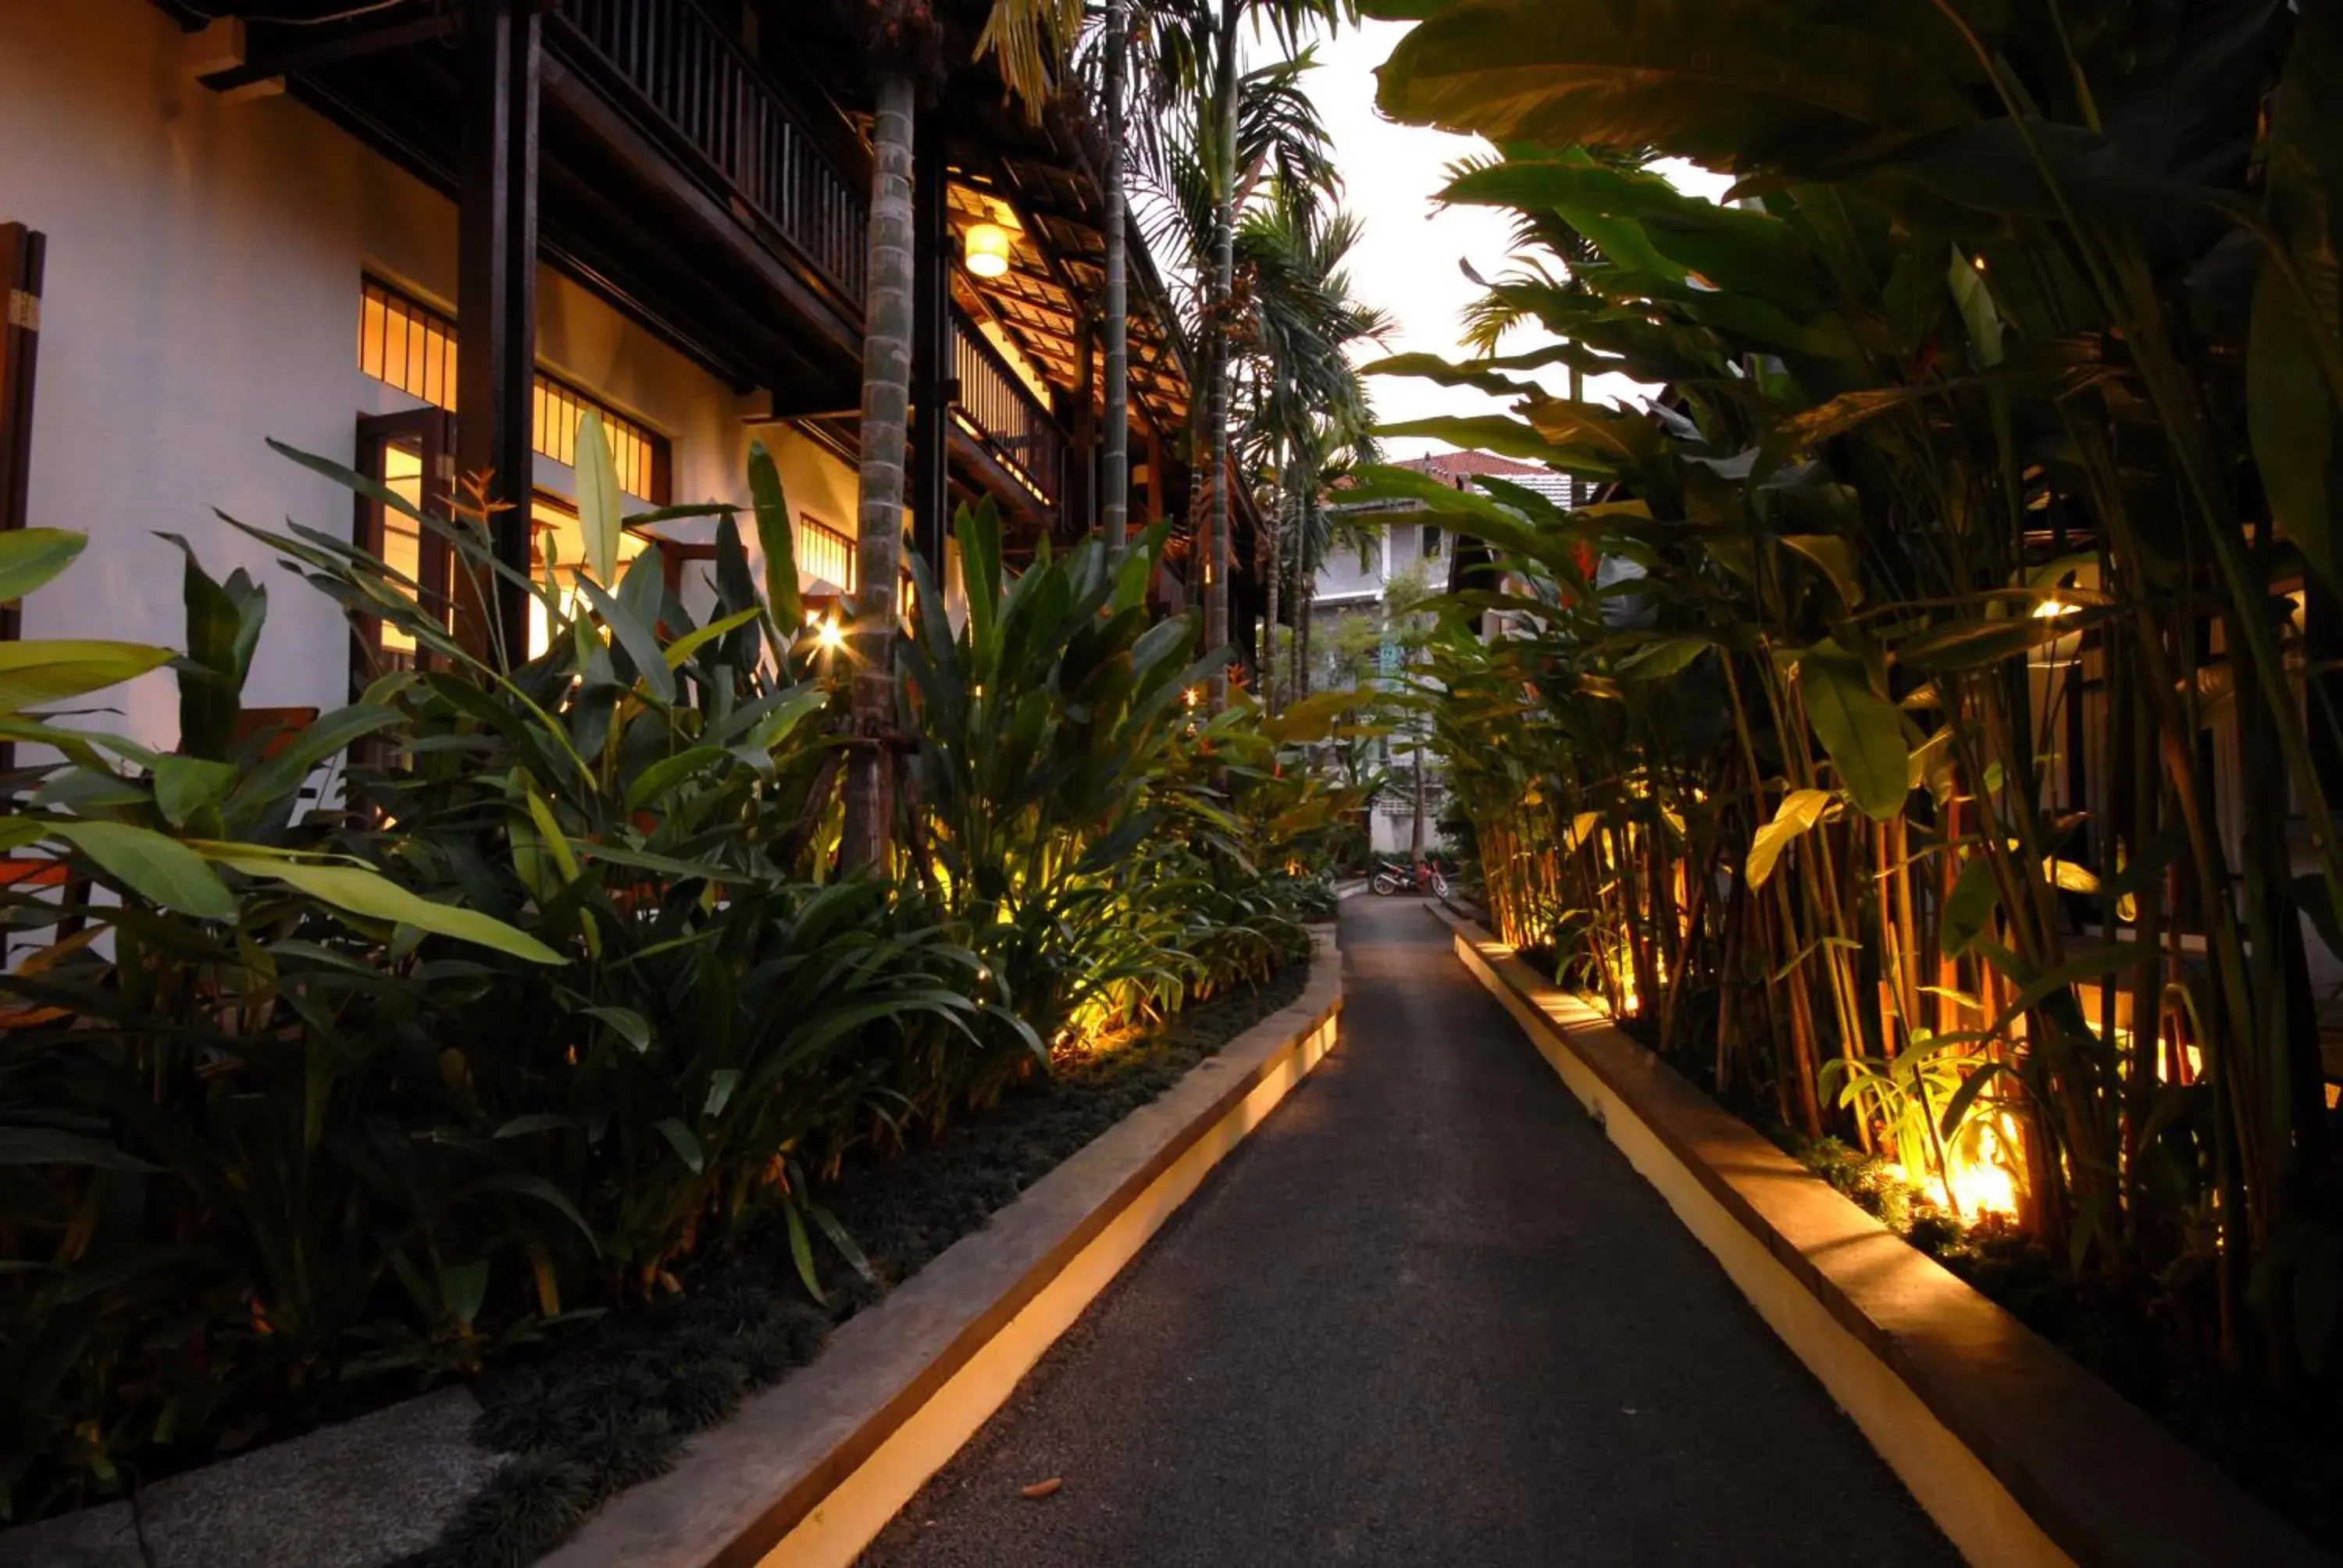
[861, 897, 1954, 1566]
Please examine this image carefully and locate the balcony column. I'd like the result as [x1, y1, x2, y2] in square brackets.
[909, 96, 952, 579]
[456, 0, 540, 665]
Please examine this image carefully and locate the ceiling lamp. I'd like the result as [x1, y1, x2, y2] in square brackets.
[964, 222, 1013, 279]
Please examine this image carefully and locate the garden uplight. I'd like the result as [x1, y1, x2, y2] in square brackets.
[816, 616, 847, 653]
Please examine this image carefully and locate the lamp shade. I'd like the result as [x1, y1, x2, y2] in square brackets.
[964, 222, 1012, 278]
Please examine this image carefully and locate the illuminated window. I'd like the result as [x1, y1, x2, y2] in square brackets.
[357, 278, 669, 502]
[359, 280, 458, 412]
[376, 444, 427, 654]
[528, 491, 647, 658]
[796, 514, 855, 591]
[533, 375, 662, 501]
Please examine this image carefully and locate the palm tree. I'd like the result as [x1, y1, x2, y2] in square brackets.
[1235, 194, 1386, 715]
[1139, 21, 1348, 705]
[843, 0, 1077, 870]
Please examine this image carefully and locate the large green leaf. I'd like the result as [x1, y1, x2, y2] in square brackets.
[1375, 415, 1586, 470]
[0, 529, 86, 604]
[574, 572, 677, 705]
[1375, 0, 1976, 173]
[151, 756, 237, 829]
[1444, 157, 1817, 306]
[50, 820, 238, 920]
[0, 640, 177, 714]
[747, 439, 803, 631]
[576, 410, 625, 586]
[210, 852, 565, 964]
[1747, 787, 1831, 889]
[225, 703, 405, 825]
[1940, 855, 2000, 957]
[161, 535, 266, 761]
[1797, 642, 1908, 821]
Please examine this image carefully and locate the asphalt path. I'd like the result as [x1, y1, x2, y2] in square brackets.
[861, 895, 1955, 1566]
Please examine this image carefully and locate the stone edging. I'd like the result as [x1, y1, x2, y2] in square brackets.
[1429, 903, 2326, 1568]
[542, 931, 1345, 1568]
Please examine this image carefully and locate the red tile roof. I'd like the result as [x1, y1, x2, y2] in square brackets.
[1395, 450, 1547, 478]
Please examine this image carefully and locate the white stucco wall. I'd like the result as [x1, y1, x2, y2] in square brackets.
[0, 0, 857, 747]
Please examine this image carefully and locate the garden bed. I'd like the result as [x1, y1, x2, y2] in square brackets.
[0, 961, 1321, 1568]
[540, 931, 1344, 1568]
[1432, 904, 2327, 1567]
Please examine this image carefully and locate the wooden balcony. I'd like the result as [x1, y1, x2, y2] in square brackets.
[551, 0, 867, 312]
[952, 315, 1065, 510]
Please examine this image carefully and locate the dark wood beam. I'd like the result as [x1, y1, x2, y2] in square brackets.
[455, 0, 539, 663]
[1, 223, 45, 655]
[197, 14, 455, 94]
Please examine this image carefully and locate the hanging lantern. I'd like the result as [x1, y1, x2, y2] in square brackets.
[964, 222, 1013, 278]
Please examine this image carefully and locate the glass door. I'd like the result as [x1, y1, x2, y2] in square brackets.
[351, 408, 455, 690]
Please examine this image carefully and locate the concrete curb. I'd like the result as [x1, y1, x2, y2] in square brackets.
[544, 931, 1345, 1568]
[1428, 903, 2326, 1568]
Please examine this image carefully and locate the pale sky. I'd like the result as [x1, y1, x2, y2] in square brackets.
[1306, 20, 1731, 459]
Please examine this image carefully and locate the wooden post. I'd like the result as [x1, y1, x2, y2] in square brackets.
[455, 0, 540, 666]
[0, 224, 45, 581]
[910, 94, 950, 579]
[0, 222, 44, 768]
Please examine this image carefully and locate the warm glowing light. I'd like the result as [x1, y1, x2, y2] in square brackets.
[964, 223, 1013, 279]
[815, 617, 847, 653]
[1944, 1112, 2023, 1217]
[2032, 597, 2077, 619]
[1971, 255, 1989, 273]
[1184, 686, 1201, 709]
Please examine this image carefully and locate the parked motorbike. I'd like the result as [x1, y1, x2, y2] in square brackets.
[1368, 858, 1450, 899]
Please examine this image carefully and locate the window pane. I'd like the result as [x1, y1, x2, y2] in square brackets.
[359, 289, 387, 381]
[379, 445, 424, 653]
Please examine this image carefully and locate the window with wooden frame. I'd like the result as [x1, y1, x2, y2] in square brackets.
[356, 277, 672, 504]
[351, 408, 456, 684]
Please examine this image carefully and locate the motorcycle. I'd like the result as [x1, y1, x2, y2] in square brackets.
[1368, 858, 1450, 899]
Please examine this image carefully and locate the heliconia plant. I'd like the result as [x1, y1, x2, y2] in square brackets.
[1363, 0, 2343, 1400]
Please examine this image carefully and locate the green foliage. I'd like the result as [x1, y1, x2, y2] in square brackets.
[0, 432, 1348, 1520]
[1370, 0, 2343, 1414]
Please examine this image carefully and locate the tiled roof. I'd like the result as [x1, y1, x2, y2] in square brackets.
[1393, 449, 1547, 478]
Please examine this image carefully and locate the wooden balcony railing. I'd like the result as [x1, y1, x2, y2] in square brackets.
[953, 316, 1065, 508]
[555, 0, 868, 305]
[548, 2, 1068, 515]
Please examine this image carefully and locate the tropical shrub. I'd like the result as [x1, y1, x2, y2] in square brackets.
[1, 429, 1348, 1519]
[1364, 0, 2343, 1421]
